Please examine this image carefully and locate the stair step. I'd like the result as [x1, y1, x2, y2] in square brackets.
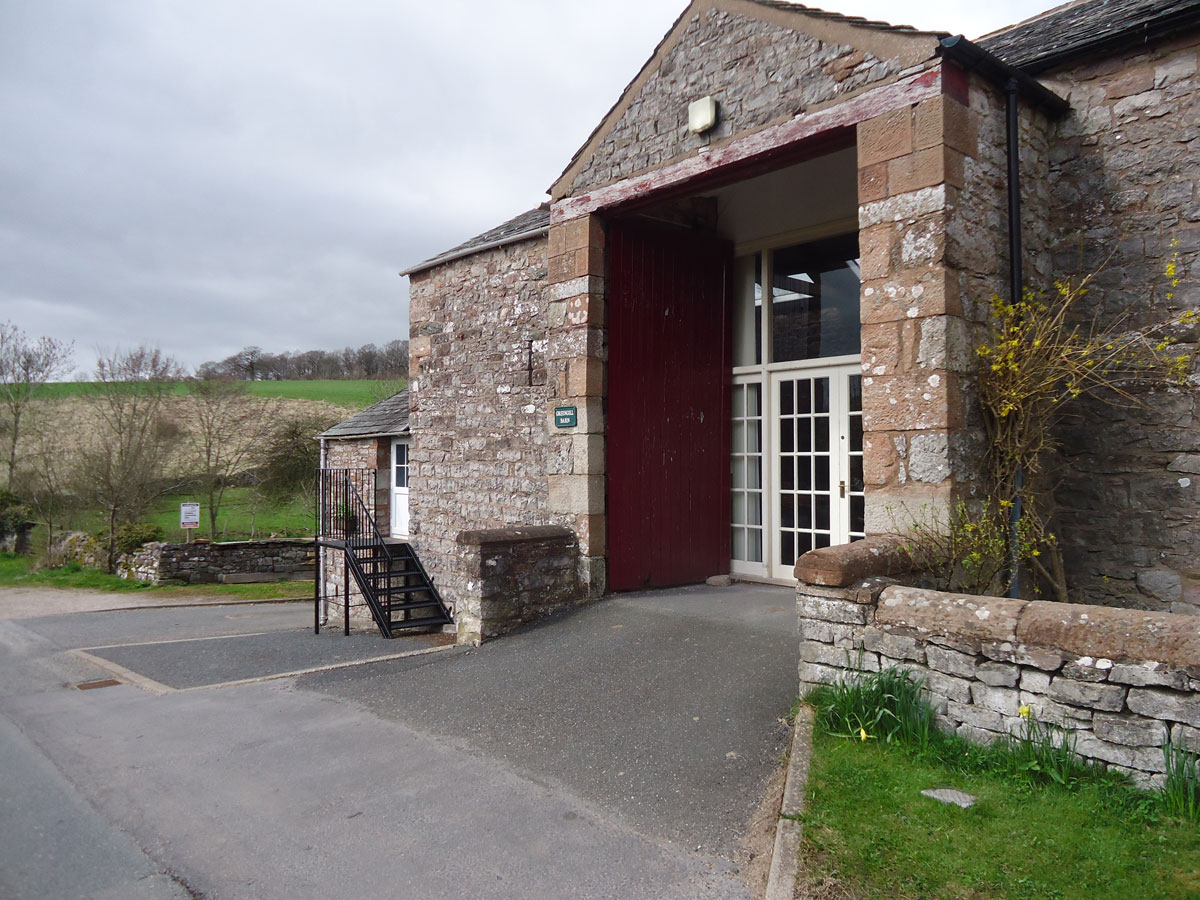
[387, 606, 450, 619]
[389, 617, 452, 631]
[381, 598, 441, 614]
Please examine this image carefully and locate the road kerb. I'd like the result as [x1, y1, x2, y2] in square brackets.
[765, 703, 814, 900]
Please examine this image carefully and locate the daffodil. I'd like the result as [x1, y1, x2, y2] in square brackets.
[859, 727, 871, 742]
[1019, 705, 1031, 719]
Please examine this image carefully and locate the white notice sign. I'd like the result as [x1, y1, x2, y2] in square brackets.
[180, 502, 201, 529]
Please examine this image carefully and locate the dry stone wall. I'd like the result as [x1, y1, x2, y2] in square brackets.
[1036, 34, 1200, 610]
[119, 539, 315, 585]
[408, 236, 552, 616]
[798, 573, 1200, 788]
[570, 6, 901, 195]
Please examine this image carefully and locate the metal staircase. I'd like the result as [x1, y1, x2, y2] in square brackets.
[316, 468, 453, 638]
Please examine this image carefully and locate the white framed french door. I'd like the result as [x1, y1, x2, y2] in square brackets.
[768, 365, 864, 579]
[390, 438, 410, 538]
[731, 364, 864, 581]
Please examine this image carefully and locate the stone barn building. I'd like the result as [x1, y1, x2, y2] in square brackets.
[327, 0, 1199, 644]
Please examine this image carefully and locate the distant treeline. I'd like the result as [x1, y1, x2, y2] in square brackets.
[196, 340, 409, 381]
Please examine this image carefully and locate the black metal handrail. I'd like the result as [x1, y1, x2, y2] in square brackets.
[315, 466, 452, 638]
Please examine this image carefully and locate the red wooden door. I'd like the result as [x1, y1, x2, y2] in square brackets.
[607, 219, 732, 591]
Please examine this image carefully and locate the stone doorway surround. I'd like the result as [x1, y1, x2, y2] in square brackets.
[543, 50, 1033, 591]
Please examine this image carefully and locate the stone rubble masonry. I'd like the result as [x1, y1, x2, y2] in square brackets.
[455, 525, 585, 645]
[544, 213, 608, 599]
[568, 5, 903, 197]
[855, 67, 1048, 531]
[408, 236, 555, 620]
[796, 540, 1200, 787]
[118, 539, 315, 586]
[1037, 33, 1200, 611]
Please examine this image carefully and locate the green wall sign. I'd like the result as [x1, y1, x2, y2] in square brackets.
[554, 406, 578, 428]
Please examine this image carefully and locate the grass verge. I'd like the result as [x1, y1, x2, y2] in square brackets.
[0, 553, 311, 600]
[801, 671, 1200, 899]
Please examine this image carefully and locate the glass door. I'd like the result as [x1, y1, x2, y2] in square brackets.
[769, 366, 863, 580]
[729, 230, 863, 581]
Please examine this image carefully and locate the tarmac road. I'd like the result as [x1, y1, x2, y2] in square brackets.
[0, 583, 797, 899]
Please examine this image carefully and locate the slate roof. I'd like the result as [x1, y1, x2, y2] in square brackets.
[979, 0, 1200, 72]
[401, 205, 551, 276]
[319, 389, 409, 439]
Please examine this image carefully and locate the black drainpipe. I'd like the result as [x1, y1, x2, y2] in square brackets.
[1005, 77, 1024, 599]
[937, 37, 1070, 599]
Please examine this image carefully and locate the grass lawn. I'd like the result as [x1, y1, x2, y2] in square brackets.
[0, 553, 311, 600]
[75, 487, 315, 542]
[39, 379, 401, 408]
[801, 725, 1200, 900]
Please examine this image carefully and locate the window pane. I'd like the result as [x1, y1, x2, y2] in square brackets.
[733, 255, 763, 366]
[747, 491, 763, 526]
[769, 236, 861, 363]
[748, 527, 763, 562]
[815, 417, 829, 452]
[746, 383, 761, 416]
[732, 527, 747, 560]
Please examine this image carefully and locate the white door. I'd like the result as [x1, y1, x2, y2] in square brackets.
[768, 366, 864, 580]
[731, 366, 864, 581]
[390, 438, 410, 538]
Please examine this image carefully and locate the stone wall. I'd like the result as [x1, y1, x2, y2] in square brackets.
[455, 525, 584, 645]
[796, 541, 1200, 788]
[408, 235, 552, 614]
[119, 539, 315, 585]
[568, 5, 904, 196]
[855, 66, 1048, 527]
[324, 437, 388, 525]
[1035, 33, 1200, 610]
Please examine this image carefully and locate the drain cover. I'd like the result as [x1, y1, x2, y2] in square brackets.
[74, 678, 121, 691]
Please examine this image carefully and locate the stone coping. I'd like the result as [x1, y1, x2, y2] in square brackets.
[456, 525, 574, 548]
[158, 538, 315, 549]
[876, 583, 1200, 674]
[793, 535, 915, 586]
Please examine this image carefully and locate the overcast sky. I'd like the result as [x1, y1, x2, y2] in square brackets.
[0, 0, 1058, 376]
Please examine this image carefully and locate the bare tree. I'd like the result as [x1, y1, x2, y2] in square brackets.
[185, 377, 275, 537]
[381, 339, 409, 378]
[0, 321, 73, 487]
[13, 405, 80, 563]
[78, 346, 184, 571]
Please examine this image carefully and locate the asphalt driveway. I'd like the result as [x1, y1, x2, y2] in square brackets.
[0, 583, 797, 899]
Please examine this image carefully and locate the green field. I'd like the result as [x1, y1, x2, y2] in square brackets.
[38, 379, 402, 408]
[76, 487, 315, 542]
